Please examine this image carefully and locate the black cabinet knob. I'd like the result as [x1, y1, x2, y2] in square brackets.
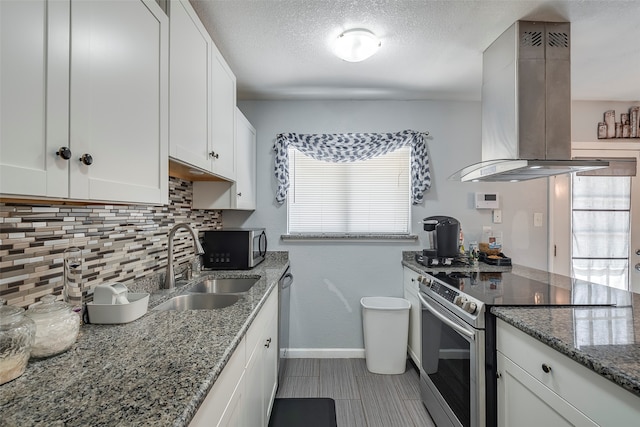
[209, 151, 219, 159]
[80, 154, 93, 166]
[541, 363, 552, 373]
[56, 147, 72, 160]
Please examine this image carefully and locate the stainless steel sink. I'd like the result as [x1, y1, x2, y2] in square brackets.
[153, 293, 240, 311]
[189, 277, 259, 294]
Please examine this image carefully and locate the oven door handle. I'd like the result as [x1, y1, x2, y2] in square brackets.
[418, 293, 475, 341]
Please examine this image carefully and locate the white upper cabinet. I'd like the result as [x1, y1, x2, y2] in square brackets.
[192, 108, 256, 210]
[168, 0, 211, 171]
[70, 0, 168, 204]
[0, 0, 69, 198]
[168, 0, 236, 182]
[210, 43, 237, 181]
[234, 109, 257, 210]
[0, 0, 168, 205]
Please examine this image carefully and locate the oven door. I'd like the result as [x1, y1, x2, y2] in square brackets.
[418, 291, 485, 427]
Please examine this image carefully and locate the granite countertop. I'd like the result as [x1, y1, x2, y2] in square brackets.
[0, 252, 290, 426]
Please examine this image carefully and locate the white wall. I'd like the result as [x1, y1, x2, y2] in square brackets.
[229, 100, 548, 352]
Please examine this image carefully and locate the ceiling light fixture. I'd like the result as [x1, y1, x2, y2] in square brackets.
[333, 29, 381, 62]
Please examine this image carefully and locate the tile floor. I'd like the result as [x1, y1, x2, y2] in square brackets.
[275, 358, 436, 427]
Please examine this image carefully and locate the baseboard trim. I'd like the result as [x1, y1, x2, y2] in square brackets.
[286, 348, 365, 358]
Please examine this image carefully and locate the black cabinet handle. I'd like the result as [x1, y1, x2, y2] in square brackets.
[56, 147, 72, 160]
[541, 363, 552, 373]
[265, 337, 272, 348]
[209, 151, 219, 159]
[80, 154, 93, 166]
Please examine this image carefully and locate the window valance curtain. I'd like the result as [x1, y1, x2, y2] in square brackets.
[274, 129, 431, 204]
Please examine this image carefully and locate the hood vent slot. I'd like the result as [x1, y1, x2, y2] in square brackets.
[522, 30, 543, 47]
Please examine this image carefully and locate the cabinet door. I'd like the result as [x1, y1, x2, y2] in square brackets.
[244, 338, 264, 427]
[0, 0, 69, 198]
[168, 0, 212, 171]
[191, 109, 255, 210]
[190, 338, 246, 427]
[218, 372, 246, 427]
[263, 296, 279, 421]
[235, 109, 257, 210]
[69, 0, 168, 204]
[403, 268, 421, 369]
[210, 45, 236, 181]
[497, 351, 597, 427]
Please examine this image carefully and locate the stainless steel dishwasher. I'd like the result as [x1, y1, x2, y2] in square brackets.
[278, 266, 293, 385]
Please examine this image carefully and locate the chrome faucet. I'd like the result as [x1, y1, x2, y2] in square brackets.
[164, 223, 205, 289]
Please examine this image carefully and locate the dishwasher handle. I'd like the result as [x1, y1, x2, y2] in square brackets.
[280, 269, 293, 289]
[418, 292, 475, 341]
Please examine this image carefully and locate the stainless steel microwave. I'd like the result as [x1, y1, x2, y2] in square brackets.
[201, 228, 266, 270]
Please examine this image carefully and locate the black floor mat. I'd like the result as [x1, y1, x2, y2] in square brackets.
[268, 398, 337, 427]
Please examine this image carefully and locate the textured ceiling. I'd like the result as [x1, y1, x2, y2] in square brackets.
[190, 0, 640, 102]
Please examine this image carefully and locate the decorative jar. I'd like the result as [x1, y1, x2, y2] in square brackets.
[26, 295, 79, 358]
[0, 298, 35, 385]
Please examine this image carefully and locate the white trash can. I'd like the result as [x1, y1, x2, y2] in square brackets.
[360, 296, 411, 374]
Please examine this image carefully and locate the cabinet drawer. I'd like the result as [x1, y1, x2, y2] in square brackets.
[497, 319, 640, 426]
[497, 351, 597, 427]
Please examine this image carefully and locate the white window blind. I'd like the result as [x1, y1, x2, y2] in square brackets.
[287, 146, 411, 234]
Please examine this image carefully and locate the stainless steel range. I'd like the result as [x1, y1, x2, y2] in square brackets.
[416, 269, 630, 427]
[418, 273, 486, 427]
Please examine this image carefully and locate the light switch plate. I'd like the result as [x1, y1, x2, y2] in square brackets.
[492, 209, 502, 223]
[534, 212, 543, 227]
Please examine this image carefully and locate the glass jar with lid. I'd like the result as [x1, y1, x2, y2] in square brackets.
[0, 298, 35, 385]
[26, 295, 80, 358]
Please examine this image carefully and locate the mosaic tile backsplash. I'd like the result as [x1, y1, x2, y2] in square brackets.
[0, 177, 222, 307]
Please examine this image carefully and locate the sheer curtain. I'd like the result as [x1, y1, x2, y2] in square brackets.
[571, 175, 631, 290]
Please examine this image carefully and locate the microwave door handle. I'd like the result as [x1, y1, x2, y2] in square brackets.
[260, 232, 267, 256]
[418, 293, 475, 341]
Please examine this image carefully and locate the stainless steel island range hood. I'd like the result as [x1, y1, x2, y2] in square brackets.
[452, 21, 608, 182]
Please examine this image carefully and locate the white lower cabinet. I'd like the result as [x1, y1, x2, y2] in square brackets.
[496, 319, 640, 427]
[403, 267, 422, 370]
[190, 288, 278, 427]
[190, 338, 246, 426]
[245, 286, 279, 426]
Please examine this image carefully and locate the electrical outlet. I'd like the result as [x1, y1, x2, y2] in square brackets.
[534, 212, 543, 227]
[492, 209, 502, 223]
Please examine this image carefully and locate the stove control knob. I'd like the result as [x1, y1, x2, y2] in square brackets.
[454, 296, 465, 307]
[462, 301, 477, 314]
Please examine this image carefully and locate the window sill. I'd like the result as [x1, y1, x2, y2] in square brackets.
[280, 233, 419, 242]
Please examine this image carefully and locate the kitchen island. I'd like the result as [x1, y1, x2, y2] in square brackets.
[0, 252, 289, 426]
[402, 251, 640, 399]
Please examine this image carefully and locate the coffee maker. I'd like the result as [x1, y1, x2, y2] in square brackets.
[420, 216, 460, 266]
